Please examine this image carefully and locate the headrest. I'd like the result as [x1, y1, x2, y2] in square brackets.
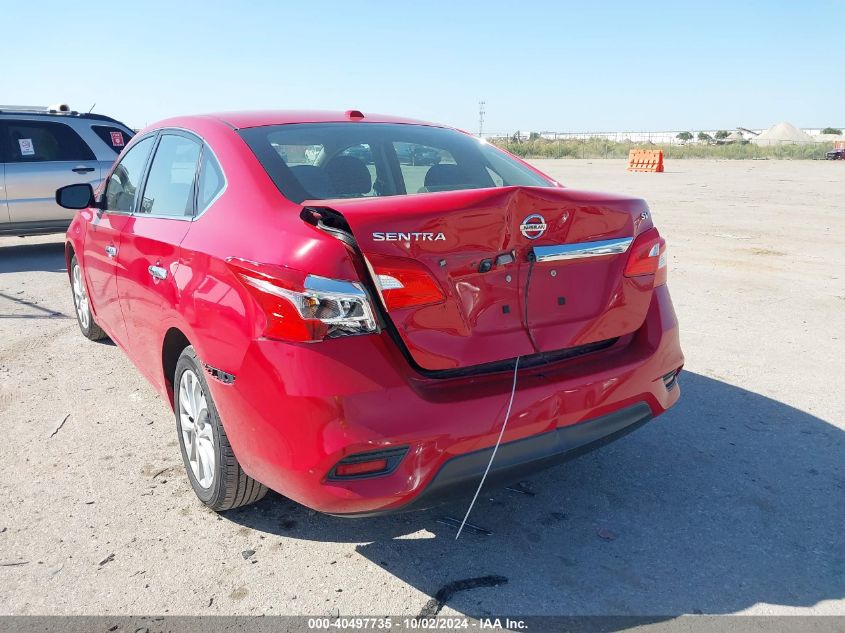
[423, 164, 470, 190]
[325, 155, 372, 196]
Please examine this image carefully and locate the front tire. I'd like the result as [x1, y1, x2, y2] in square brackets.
[175, 346, 267, 511]
[70, 255, 106, 341]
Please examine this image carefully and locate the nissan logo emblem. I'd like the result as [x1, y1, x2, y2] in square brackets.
[520, 214, 547, 240]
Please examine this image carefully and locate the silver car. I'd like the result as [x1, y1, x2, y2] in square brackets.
[0, 104, 134, 236]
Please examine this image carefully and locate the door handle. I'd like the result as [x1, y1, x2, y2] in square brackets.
[72, 166, 96, 174]
[148, 265, 168, 281]
[105, 245, 118, 258]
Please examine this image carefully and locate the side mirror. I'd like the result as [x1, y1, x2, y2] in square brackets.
[56, 183, 95, 210]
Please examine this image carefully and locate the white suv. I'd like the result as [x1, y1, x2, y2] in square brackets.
[0, 104, 134, 236]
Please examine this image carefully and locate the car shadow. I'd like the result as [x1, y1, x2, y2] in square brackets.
[0, 239, 70, 320]
[224, 371, 844, 616]
[0, 239, 67, 274]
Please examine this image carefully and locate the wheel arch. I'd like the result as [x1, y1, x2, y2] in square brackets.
[64, 241, 76, 280]
[162, 327, 192, 409]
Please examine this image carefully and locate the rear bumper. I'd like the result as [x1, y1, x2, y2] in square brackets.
[209, 284, 684, 515]
[335, 401, 653, 517]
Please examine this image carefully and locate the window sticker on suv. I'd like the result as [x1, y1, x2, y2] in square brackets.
[92, 125, 134, 154]
[18, 138, 35, 156]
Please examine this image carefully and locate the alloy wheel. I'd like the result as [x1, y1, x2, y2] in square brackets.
[72, 263, 91, 330]
[178, 369, 215, 489]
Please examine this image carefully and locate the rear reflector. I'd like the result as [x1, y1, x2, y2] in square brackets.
[328, 447, 409, 480]
[334, 459, 388, 477]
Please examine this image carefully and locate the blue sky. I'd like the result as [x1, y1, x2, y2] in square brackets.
[4, 0, 843, 133]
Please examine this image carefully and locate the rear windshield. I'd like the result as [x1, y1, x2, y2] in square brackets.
[238, 123, 552, 204]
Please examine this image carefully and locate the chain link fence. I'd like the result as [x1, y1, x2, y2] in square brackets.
[486, 131, 838, 160]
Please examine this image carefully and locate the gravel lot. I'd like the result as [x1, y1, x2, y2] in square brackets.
[1, 159, 843, 617]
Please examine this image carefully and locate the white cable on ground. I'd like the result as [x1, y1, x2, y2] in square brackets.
[455, 356, 521, 540]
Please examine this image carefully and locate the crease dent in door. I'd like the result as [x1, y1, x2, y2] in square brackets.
[116, 216, 193, 388]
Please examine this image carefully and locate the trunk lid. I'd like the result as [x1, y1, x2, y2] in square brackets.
[306, 186, 655, 371]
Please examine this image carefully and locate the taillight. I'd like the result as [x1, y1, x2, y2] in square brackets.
[365, 254, 446, 310]
[624, 227, 667, 284]
[654, 237, 668, 286]
[228, 258, 378, 342]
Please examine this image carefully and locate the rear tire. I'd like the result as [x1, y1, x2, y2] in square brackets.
[70, 255, 106, 341]
[174, 346, 267, 511]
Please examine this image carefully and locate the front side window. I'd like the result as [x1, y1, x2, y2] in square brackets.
[3, 119, 95, 162]
[239, 123, 552, 204]
[139, 134, 202, 217]
[104, 136, 155, 212]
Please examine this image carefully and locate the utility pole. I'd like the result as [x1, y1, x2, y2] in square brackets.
[478, 101, 486, 138]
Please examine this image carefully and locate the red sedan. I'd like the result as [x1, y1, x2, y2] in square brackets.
[58, 110, 683, 516]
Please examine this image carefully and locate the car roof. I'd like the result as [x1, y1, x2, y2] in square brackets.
[184, 110, 449, 130]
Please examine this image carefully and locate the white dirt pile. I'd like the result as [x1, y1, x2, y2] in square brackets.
[752, 122, 814, 145]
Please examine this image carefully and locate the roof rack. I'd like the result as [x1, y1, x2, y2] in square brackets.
[0, 105, 130, 129]
[0, 104, 74, 114]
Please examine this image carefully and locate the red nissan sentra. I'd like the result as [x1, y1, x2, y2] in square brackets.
[59, 111, 683, 515]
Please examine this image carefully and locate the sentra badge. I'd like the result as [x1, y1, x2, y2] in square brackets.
[372, 232, 446, 242]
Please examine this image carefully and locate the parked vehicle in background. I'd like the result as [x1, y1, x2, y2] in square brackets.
[339, 143, 373, 164]
[825, 141, 845, 160]
[394, 141, 441, 166]
[59, 110, 683, 516]
[0, 104, 133, 236]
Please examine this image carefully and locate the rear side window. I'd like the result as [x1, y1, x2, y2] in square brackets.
[197, 148, 225, 211]
[104, 136, 155, 212]
[92, 125, 133, 154]
[139, 134, 202, 217]
[3, 120, 95, 162]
